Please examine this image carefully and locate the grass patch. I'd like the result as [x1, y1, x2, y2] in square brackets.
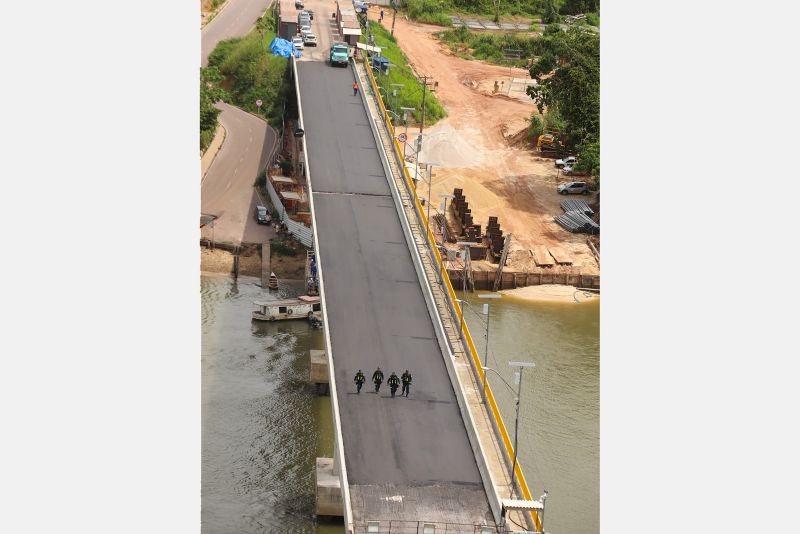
[406, 0, 453, 26]
[437, 25, 542, 67]
[206, 10, 291, 129]
[365, 22, 446, 126]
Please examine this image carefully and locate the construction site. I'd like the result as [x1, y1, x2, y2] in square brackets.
[373, 10, 600, 291]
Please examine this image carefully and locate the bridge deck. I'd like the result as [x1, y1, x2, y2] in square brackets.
[298, 61, 494, 527]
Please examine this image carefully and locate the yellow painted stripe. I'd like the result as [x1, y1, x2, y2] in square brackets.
[361, 58, 542, 531]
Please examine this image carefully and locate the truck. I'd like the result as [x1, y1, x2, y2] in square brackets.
[329, 42, 349, 67]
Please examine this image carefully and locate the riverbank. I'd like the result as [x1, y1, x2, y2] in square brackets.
[500, 284, 599, 303]
[200, 246, 306, 279]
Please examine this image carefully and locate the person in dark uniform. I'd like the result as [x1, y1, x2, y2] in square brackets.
[388, 372, 400, 398]
[354, 369, 366, 394]
[372, 367, 384, 393]
[401, 369, 412, 397]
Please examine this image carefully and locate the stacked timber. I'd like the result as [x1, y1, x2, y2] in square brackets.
[486, 216, 504, 262]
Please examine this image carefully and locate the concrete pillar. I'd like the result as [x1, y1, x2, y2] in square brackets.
[315, 457, 343, 517]
[309, 350, 329, 395]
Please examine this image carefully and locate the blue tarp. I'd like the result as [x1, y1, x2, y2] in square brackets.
[269, 37, 302, 58]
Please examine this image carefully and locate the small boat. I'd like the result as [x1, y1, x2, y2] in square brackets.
[252, 295, 321, 322]
[268, 272, 279, 290]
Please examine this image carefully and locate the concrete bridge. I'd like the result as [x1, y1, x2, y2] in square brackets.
[291, 33, 545, 534]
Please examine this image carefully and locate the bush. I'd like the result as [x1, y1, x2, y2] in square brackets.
[407, 0, 453, 26]
[271, 239, 297, 256]
[207, 31, 290, 129]
[436, 27, 542, 67]
[278, 159, 292, 175]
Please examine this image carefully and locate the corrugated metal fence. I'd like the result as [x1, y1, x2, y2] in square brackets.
[261, 129, 314, 248]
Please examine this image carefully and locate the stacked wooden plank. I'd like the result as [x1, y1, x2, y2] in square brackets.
[532, 245, 554, 267]
[548, 246, 573, 265]
[486, 216, 504, 260]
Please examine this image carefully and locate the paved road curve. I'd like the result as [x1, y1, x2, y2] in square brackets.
[200, 102, 276, 245]
[201, 1, 277, 245]
[299, 61, 494, 527]
[202, 0, 273, 66]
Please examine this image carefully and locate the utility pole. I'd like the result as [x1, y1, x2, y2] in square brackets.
[420, 75, 428, 135]
[391, 0, 397, 36]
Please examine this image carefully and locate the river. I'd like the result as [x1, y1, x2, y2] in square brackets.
[201, 273, 344, 533]
[461, 291, 600, 534]
[202, 272, 598, 533]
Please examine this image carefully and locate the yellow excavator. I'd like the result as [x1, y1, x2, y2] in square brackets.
[536, 129, 569, 158]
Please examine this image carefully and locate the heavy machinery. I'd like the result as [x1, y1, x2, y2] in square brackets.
[536, 129, 570, 158]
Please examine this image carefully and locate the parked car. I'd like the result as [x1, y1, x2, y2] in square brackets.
[303, 32, 317, 46]
[255, 205, 271, 224]
[557, 181, 589, 195]
[555, 156, 577, 168]
[295, 0, 304, 9]
[292, 36, 304, 50]
[300, 24, 312, 35]
[354, 1, 368, 14]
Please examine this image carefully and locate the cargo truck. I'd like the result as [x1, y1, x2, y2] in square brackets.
[329, 43, 349, 67]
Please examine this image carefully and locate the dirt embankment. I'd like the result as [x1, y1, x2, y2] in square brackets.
[200, 245, 306, 280]
[375, 13, 600, 277]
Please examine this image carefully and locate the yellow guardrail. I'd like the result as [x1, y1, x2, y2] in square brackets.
[362, 58, 542, 532]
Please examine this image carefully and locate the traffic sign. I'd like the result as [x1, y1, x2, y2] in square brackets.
[397, 133, 407, 142]
[256, 99, 262, 107]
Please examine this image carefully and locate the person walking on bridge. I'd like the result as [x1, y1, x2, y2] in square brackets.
[388, 372, 400, 398]
[401, 369, 412, 397]
[353, 81, 359, 96]
[354, 369, 366, 394]
[372, 367, 384, 393]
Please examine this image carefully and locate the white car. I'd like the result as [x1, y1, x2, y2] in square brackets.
[292, 36, 304, 50]
[555, 156, 577, 168]
[303, 32, 317, 46]
[300, 24, 312, 34]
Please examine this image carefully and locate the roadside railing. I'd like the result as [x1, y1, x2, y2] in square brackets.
[353, 520, 503, 534]
[360, 55, 543, 533]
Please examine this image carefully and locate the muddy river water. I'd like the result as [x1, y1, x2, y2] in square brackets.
[202, 273, 598, 533]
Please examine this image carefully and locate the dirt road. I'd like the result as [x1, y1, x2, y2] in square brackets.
[370, 11, 599, 275]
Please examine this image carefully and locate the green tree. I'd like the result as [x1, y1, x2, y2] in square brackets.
[200, 67, 227, 150]
[527, 27, 599, 177]
[527, 26, 599, 142]
[543, 0, 558, 24]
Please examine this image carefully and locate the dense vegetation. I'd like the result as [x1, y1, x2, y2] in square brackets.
[200, 9, 290, 150]
[365, 22, 447, 125]
[527, 25, 600, 178]
[401, 0, 599, 25]
[437, 25, 540, 66]
[200, 68, 226, 151]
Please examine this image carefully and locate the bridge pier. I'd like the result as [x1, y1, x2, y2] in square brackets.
[309, 349, 329, 395]
[315, 457, 343, 517]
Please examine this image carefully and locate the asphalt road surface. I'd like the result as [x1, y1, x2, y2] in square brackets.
[201, 0, 273, 66]
[201, 102, 276, 245]
[298, 61, 492, 523]
[201, 1, 277, 246]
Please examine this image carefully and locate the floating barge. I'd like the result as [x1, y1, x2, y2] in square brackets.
[252, 295, 322, 322]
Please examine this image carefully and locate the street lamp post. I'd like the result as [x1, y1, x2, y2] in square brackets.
[437, 193, 455, 244]
[400, 106, 415, 162]
[482, 361, 536, 500]
[455, 241, 478, 336]
[477, 294, 502, 404]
